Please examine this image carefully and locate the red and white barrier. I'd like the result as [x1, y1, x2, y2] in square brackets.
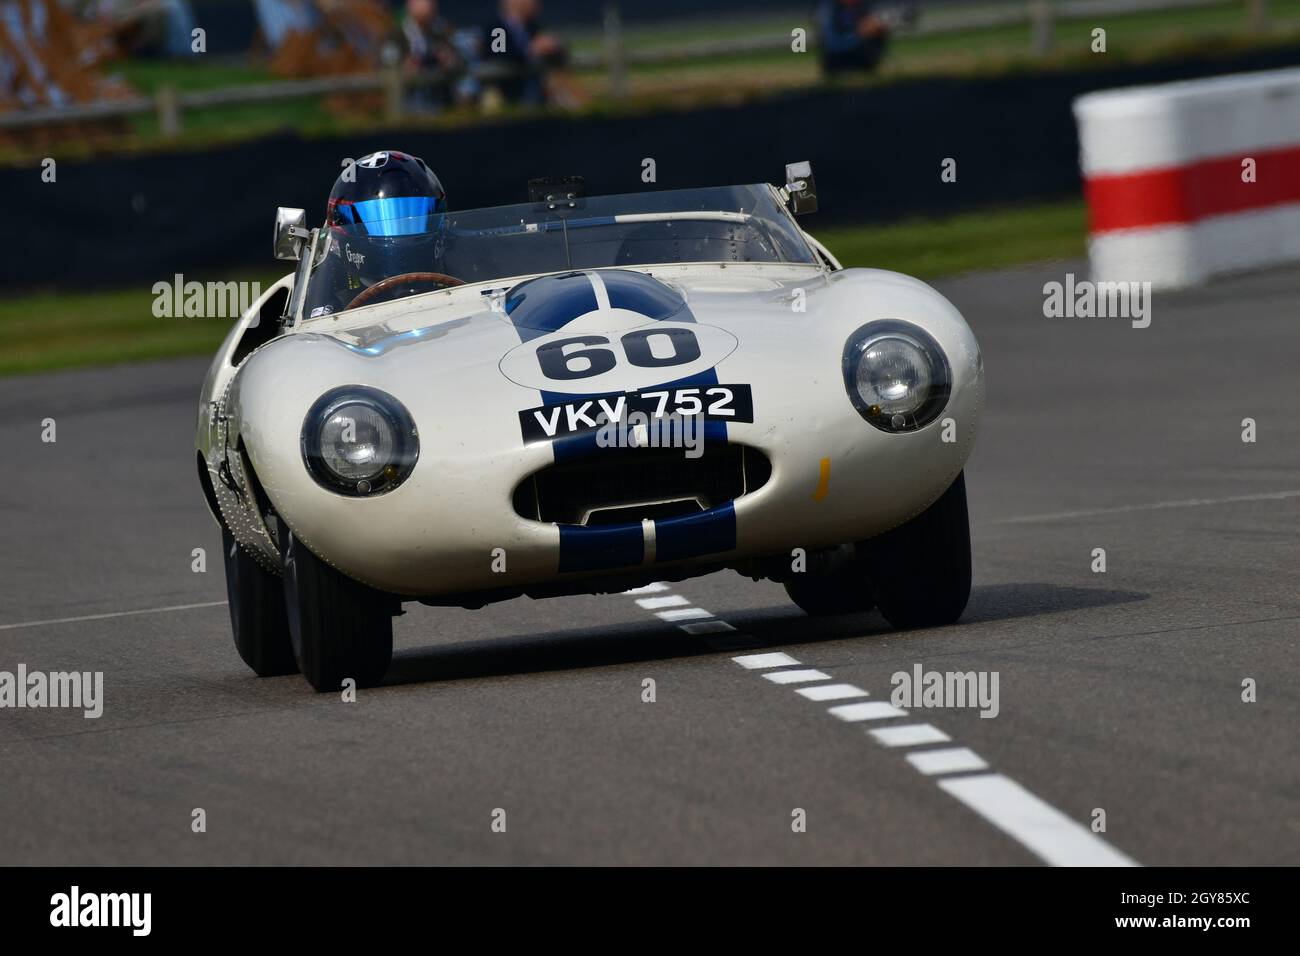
[1074, 68, 1300, 288]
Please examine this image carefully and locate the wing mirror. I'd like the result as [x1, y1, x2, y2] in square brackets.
[784, 161, 818, 216]
[273, 207, 310, 261]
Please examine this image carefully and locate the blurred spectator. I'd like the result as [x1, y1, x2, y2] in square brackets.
[253, 0, 320, 51]
[0, 0, 129, 109]
[87, 0, 198, 58]
[817, 0, 893, 75]
[400, 0, 472, 111]
[483, 0, 567, 107]
[263, 0, 397, 78]
[0, 0, 68, 108]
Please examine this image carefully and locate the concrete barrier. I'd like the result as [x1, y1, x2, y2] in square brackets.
[1075, 68, 1300, 288]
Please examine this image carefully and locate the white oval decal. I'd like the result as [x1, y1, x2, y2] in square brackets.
[499, 322, 738, 395]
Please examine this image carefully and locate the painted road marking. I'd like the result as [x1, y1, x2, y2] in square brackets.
[0, 601, 228, 632]
[623, 590, 1139, 866]
[732, 652, 800, 669]
[623, 582, 670, 595]
[992, 488, 1300, 524]
[678, 620, 736, 635]
[907, 747, 989, 776]
[656, 607, 713, 622]
[940, 774, 1138, 866]
[797, 683, 870, 701]
[762, 669, 831, 684]
[636, 594, 689, 609]
[870, 723, 952, 748]
[828, 701, 908, 722]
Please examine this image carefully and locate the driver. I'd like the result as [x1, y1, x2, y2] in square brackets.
[321, 150, 449, 310]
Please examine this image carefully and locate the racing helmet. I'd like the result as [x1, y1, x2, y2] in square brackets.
[324, 150, 448, 299]
[326, 150, 447, 236]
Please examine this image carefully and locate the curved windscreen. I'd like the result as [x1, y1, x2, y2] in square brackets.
[301, 184, 815, 318]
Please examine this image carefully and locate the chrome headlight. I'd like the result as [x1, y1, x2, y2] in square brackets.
[301, 386, 418, 496]
[842, 320, 951, 433]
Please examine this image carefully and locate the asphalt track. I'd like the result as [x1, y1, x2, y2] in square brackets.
[1, 259, 1297, 865]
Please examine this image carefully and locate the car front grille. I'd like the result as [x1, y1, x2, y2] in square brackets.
[513, 443, 771, 526]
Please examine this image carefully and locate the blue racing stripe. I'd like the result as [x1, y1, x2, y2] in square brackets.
[538, 271, 717, 461]
[558, 522, 644, 573]
[505, 272, 599, 341]
[601, 270, 688, 319]
[654, 503, 737, 562]
[502, 269, 735, 573]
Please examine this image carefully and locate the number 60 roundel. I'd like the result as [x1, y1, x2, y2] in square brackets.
[499, 323, 739, 395]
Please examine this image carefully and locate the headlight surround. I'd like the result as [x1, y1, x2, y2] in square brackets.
[301, 386, 418, 496]
[842, 320, 951, 433]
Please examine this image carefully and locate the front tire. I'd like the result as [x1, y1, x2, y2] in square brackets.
[222, 528, 298, 677]
[282, 530, 393, 692]
[860, 471, 971, 629]
[784, 561, 876, 616]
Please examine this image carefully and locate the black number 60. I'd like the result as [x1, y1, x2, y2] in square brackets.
[536, 327, 701, 380]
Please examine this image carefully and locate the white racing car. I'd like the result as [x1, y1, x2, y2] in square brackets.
[197, 155, 983, 691]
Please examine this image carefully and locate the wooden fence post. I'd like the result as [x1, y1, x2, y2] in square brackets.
[156, 84, 181, 138]
[382, 65, 403, 123]
[1030, 0, 1055, 57]
[604, 1, 628, 100]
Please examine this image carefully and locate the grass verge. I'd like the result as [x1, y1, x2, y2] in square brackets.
[814, 199, 1087, 278]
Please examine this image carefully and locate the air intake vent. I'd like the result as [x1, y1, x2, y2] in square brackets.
[514, 443, 770, 526]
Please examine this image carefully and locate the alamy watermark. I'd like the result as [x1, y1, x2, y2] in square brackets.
[891, 664, 999, 718]
[152, 274, 261, 319]
[595, 411, 704, 459]
[0, 665, 103, 718]
[1043, 273, 1151, 329]
[50, 886, 150, 936]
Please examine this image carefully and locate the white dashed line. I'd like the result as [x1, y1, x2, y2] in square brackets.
[677, 620, 736, 635]
[636, 594, 689, 610]
[623, 582, 671, 595]
[0, 600, 228, 632]
[762, 669, 831, 685]
[906, 747, 989, 776]
[992, 488, 1300, 524]
[732, 652, 801, 670]
[796, 683, 870, 701]
[827, 701, 909, 722]
[939, 774, 1138, 866]
[622, 589, 1139, 866]
[655, 607, 713, 622]
[870, 723, 952, 748]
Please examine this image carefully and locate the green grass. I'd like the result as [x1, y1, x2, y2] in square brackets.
[0, 200, 1085, 376]
[574, 0, 1300, 98]
[111, 59, 344, 145]
[112, 60, 274, 92]
[0, 271, 282, 377]
[814, 199, 1087, 279]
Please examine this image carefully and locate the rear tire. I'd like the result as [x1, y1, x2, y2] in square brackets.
[860, 471, 971, 629]
[282, 530, 393, 692]
[222, 528, 298, 677]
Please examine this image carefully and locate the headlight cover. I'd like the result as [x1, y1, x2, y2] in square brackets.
[842, 320, 951, 433]
[301, 386, 418, 496]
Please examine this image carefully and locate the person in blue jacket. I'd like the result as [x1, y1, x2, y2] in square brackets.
[817, 0, 898, 75]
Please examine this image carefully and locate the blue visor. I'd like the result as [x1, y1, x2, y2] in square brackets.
[334, 196, 446, 236]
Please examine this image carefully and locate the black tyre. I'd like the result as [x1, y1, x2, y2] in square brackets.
[860, 471, 971, 629]
[282, 530, 393, 692]
[784, 561, 875, 616]
[222, 527, 298, 677]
